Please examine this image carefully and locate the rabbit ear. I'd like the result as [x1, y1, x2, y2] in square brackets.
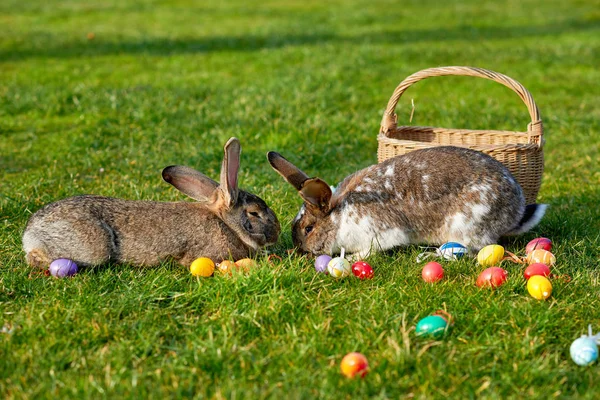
[300, 178, 332, 212]
[162, 166, 218, 202]
[220, 137, 241, 207]
[267, 151, 310, 190]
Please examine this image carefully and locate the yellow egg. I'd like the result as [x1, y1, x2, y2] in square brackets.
[190, 257, 215, 277]
[235, 258, 258, 271]
[217, 260, 238, 276]
[526, 249, 556, 266]
[527, 275, 552, 300]
[477, 244, 505, 266]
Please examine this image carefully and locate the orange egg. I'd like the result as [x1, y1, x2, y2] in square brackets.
[217, 260, 238, 276]
[526, 249, 556, 266]
[235, 258, 258, 271]
[340, 352, 369, 378]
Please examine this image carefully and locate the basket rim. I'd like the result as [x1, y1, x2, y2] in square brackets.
[376, 134, 542, 152]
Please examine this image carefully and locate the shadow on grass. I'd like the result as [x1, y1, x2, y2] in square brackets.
[1, 18, 598, 62]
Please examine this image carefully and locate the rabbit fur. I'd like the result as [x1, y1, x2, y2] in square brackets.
[23, 137, 280, 267]
[268, 146, 546, 259]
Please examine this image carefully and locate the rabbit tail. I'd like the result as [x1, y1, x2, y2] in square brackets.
[506, 204, 548, 235]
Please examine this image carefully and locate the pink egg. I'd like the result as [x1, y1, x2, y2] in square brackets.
[351, 261, 374, 280]
[524, 263, 551, 280]
[422, 261, 444, 283]
[526, 237, 552, 254]
[476, 267, 508, 288]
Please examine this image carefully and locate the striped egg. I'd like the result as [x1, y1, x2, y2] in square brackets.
[477, 244, 505, 266]
[438, 242, 468, 260]
[526, 249, 556, 266]
[570, 337, 599, 366]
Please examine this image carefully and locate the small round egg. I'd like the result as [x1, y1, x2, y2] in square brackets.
[525, 237, 552, 255]
[438, 242, 468, 260]
[526, 249, 556, 266]
[523, 263, 551, 280]
[476, 267, 508, 288]
[477, 244, 505, 266]
[217, 260, 238, 275]
[190, 257, 215, 277]
[421, 261, 444, 283]
[351, 261, 374, 280]
[49, 258, 78, 278]
[328, 257, 351, 278]
[570, 337, 599, 366]
[527, 275, 552, 300]
[315, 255, 332, 274]
[415, 315, 449, 339]
[340, 352, 369, 378]
[235, 258, 258, 271]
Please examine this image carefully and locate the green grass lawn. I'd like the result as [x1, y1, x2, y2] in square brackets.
[1, 0, 600, 398]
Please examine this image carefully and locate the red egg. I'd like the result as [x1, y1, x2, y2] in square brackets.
[523, 263, 551, 280]
[422, 261, 444, 283]
[526, 237, 552, 254]
[476, 267, 508, 288]
[351, 261, 374, 280]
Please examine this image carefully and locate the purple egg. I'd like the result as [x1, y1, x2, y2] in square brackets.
[314, 255, 332, 273]
[49, 258, 78, 278]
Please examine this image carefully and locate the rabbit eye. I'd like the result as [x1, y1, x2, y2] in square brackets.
[249, 211, 260, 218]
[304, 225, 313, 234]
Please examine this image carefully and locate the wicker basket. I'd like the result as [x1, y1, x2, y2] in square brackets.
[378, 66, 544, 204]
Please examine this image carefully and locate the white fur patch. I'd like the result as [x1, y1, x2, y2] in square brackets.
[384, 165, 395, 177]
[384, 181, 393, 191]
[293, 205, 306, 224]
[335, 208, 409, 255]
[336, 208, 376, 254]
[375, 227, 410, 249]
[470, 203, 490, 221]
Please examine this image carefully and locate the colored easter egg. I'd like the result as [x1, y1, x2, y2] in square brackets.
[526, 237, 552, 254]
[415, 315, 449, 339]
[328, 257, 351, 278]
[217, 260, 238, 275]
[570, 337, 599, 366]
[190, 257, 215, 277]
[526, 249, 556, 266]
[421, 262, 444, 283]
[527, 275, 552, 300]
[351, 261, 374, 280]
[49, 258, 78, 278]
[476, 267, 508, 288]
[340, 352, 369, 378]
[438, 242, 468, 260]
[477, 244, 505, 267]
[315, 255, 332, 274]
[235, 258, 258, 270]
[523, 263, 551, 280]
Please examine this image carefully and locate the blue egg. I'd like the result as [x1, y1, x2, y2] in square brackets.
[438, 242, 468, 260]
[570, 337, 599, 366]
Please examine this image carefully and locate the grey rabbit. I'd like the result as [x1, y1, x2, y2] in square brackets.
[268, 146, 547, 258]
[23, 137, 280, 267]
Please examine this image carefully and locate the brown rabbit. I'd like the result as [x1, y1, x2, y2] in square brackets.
[268, 146, 547, 258]
[23, 137, 280, 267]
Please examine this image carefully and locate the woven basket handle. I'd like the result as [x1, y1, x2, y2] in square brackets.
[380, 66, 543, 145]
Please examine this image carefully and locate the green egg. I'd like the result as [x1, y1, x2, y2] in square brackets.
[415, 315, 449, 339]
